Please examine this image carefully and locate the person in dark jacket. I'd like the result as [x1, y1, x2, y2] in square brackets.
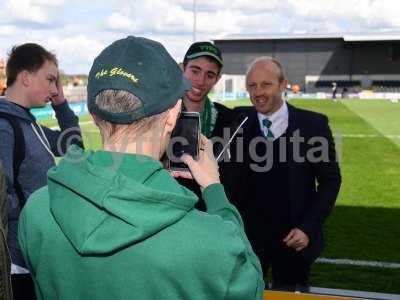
[230, 56, 341, 291]
[0, 43, 82, 299]
[177, 42, 243, 209]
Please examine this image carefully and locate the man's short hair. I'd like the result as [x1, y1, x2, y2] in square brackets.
[95, 89, 166, 139]
[246, 56, 286, 83]
[183, 41, 223, 72]
[6, 43, 58, 87]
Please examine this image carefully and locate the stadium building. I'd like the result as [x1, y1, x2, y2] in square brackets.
[212, 32, 400, 99]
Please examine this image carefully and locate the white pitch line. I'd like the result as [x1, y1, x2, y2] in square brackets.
[317, 257, 400, 269]
[338, 134, 400, 138]
[79, 121, 95, 126]
[50, 121, 93, 130]
[51, 122, 400, 139]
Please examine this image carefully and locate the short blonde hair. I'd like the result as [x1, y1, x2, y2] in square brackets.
[94, 89, 167, 142]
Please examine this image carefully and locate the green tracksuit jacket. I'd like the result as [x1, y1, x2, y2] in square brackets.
[19, 145, 264, 300]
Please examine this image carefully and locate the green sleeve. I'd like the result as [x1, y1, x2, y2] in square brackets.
[202, 183, 244, 226]
[225, 254, 265, 300]
[202, 183, 265, 299]
[17, 208, 31, 272]
[18, 196, 44, 300]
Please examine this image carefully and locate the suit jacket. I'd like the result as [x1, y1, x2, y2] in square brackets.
[225, 103, 341, 263]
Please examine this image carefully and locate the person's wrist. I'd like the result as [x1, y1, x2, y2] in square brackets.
[201, 182, 226, 201]
[51, 97, 66, 106]
[200, 178, 220, 190]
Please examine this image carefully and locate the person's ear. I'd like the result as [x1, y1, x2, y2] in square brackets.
[178, 62, 184, 71]
[91, 113, 100, 126]
[164, 99, 182, 134]
[215, 73, 222, 85]
[280, 79, 288, 92]
[19, 70, 31, 87]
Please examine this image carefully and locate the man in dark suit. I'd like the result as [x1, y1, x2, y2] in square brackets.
[230, 57, 341, 291]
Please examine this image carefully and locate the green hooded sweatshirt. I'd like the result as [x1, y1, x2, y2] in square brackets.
[19, 146, 264, 300]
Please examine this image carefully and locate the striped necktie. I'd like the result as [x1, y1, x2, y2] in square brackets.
[262, 118, 274, 139]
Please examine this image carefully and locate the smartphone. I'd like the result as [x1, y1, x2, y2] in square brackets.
[167, 111, 201, 171]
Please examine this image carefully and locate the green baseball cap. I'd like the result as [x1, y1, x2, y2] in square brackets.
[87, 36, 191, 124]
[184, 41, 223, 66]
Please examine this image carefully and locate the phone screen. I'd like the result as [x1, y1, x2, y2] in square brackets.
[167, 112, 200, 170]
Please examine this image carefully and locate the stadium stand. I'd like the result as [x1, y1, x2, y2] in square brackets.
[372, 80, 400, 92]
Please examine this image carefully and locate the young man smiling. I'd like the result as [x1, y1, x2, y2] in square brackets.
[179, 42, 241, 209]
[182, 41, 235, 139]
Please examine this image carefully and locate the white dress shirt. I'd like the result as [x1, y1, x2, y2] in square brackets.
[257, 101, 289, 140]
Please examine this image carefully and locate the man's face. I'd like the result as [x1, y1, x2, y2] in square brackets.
[27, 60, 58, 108]
[246, 61, 287, 115]
[183, 57, 220, 103]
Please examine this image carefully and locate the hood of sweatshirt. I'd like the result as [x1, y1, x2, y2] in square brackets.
[0, 97, 35, 122]
[47, 145, 198, 255]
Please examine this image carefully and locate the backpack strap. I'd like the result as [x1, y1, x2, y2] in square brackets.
[0, 112, 27, 209]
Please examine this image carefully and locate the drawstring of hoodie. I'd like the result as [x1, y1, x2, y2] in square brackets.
[31, 122, 56, 162]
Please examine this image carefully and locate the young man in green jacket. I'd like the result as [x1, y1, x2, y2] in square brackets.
[18, 36, 264, 300]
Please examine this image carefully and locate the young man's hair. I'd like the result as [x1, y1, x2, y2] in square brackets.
[95, 89, 167, 142]
[183, 56, 222, 75]
[6, 43, 58, 87]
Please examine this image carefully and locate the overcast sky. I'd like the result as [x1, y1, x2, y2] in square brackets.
[0, 0, 399, 74]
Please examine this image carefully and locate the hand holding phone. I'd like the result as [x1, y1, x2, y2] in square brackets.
[180, 135, 220, 189]
[167, 111, 200, 171]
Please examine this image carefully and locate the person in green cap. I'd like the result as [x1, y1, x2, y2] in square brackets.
[182, 41, 231, 137]
[179, 41, 243, 210]
[18, 36, 264, 300]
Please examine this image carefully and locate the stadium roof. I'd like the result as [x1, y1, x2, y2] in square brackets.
[214, 31, 400, 42]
